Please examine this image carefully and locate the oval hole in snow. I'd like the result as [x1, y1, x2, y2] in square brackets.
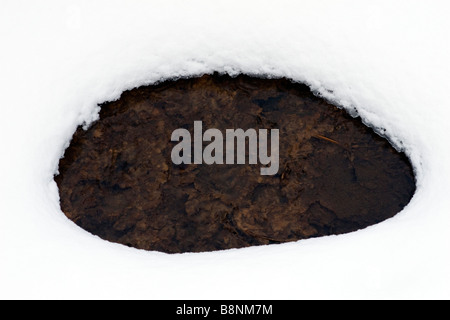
[55, 74, 416, 253]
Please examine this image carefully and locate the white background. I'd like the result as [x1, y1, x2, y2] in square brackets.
[1, 0, 449, 299]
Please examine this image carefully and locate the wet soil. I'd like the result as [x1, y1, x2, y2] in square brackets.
[55, 74, 416, 253]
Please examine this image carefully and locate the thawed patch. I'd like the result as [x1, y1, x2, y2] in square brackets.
[55, 74, 416, 253]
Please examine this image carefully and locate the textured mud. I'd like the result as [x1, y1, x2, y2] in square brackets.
[55, 74, 416, 253]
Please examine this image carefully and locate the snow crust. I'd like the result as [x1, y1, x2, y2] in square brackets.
[1, 0, 450, 299]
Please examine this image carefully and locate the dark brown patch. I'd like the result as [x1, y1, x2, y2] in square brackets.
[55, 74, 415, 253]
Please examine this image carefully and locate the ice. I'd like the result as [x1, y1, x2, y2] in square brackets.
[1, 0, 450, 299]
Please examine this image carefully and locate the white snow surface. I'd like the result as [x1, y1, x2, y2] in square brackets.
[1, 0, 450, 299]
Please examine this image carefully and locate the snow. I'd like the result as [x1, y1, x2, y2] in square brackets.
[1, 0, 450, 299]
